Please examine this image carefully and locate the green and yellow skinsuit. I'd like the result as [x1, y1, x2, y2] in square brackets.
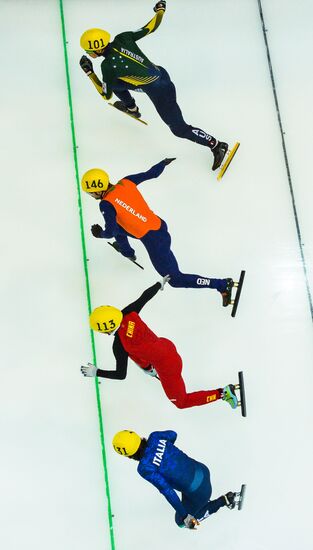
[85, 7, 222, 154]
[89, 10, 165, 99]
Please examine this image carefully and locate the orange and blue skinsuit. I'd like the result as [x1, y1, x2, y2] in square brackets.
[93, 159, 228, 292]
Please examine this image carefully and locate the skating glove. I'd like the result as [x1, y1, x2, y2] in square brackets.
[81, 363, 98, 377]
[154, 1, 166, 12]
[163, 158, 176, 165]
[183, 514, 200, 529]
[160, 274, 171, 290]
[80, 55, 93, 75]
[91, 224, 103, 238]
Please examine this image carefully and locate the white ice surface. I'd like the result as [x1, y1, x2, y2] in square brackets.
[1, 1, 313, 549]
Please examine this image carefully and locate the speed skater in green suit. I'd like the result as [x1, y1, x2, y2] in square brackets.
[79, 1, 228, 171]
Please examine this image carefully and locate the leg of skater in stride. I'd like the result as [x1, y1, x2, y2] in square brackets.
[148, 337, 238, 410]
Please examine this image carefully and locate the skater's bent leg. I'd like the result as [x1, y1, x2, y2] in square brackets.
[113, 89, 136, 109]
[175, 466, 212, 526]
[158, 357, 222, 409]
[169, 273, 231, 291]
[176, 468, 226, 525]
[167, 383, 222, 409]
[194, 496, 226, 522]
[146, 68, 217, 148]
[142, 223, 227, 291]
[141, 222, 180, 276]
[115, 234, 136, 257]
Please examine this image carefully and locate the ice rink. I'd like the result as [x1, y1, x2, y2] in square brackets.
[1, 1, 313, 549]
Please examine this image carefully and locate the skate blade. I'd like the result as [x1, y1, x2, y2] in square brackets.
[217, 142, 240, 180]
[231, 270, 245, 318]
[108, 102, 148, 125]
[237, 484, 246, 511]
[107, 242, 144, 270]
[130, 258, 144, 270]
[234, 371, 247, 417]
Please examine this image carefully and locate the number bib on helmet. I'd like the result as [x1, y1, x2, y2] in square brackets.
[104, 179, 161, 238]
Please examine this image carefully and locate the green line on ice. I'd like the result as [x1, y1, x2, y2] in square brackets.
[58, 1, 116, 548]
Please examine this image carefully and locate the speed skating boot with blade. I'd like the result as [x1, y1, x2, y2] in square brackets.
[222, 384, 238, 409]
[212, 141, 228, 171]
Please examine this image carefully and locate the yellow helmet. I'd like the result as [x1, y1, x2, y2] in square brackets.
[90, 305, 123, 333]
[112, 431, 142, 457]
[80, 29, 111, 52]
[81, 168, 109, 194]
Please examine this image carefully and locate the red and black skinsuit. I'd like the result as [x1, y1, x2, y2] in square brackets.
[96, 283, 222, 409]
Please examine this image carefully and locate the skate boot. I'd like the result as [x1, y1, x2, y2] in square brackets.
[222, 384, 238, 409]
[212, 141, 228, 171]
[219, 278, 234, 307]
[111, 240, 121, 253]
[111, 240, 137, 261]
[224, 492, 236, 509]
[113, 101, 141, 119]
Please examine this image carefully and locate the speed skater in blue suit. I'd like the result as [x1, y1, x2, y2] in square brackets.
[112, 429, 242, 529]
[81, 158, 236, 307]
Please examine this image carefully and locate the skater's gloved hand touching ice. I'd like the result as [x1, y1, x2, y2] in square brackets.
[91, 224, 104, 238]
[80, 55, 93, 75]
[154, 1, 166, 12]
[160, 274, 171, 290]
[163, 158, 176, 166]
[183, 514, 200, 529]
[81, 363, 98, 377]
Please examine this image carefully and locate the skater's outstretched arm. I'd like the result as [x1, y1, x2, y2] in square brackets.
[127, 3, 166, 42]
[123, 282, 161, 315]
[89, 72, 113, 100]
[80, 56, 113, 101]
[125, 158, 174, 186]
[96, 336, 129, 380]
[92, 202, 119, 239]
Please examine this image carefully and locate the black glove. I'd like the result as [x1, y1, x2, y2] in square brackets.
[80, 55, 93, 75]
[154, 1, 166, 12]
[91, 224, 103, 238]
[163, 158, 176, 165]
